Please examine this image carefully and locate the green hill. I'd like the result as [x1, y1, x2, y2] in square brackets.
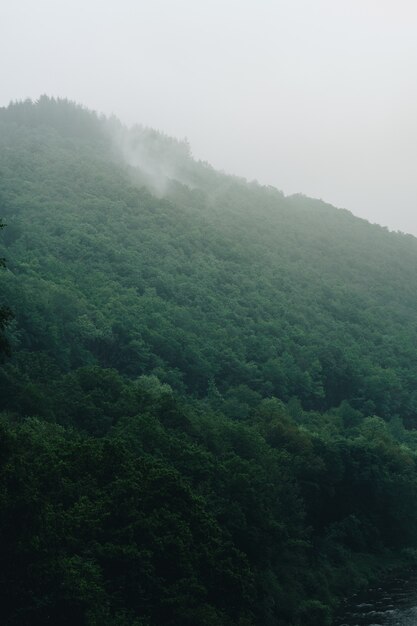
[1, 96, 417, 625]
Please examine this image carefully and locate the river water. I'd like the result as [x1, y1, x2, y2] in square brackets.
[333, 571, 417, 625]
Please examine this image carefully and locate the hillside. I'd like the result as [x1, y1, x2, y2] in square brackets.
[1, 97, 417, 625]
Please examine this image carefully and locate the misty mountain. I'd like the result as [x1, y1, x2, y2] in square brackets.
[2, 96, 417, 422]
[1, 97, 417, 625]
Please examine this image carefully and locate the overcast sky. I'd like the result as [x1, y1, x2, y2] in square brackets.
[1, 0, 417, 234]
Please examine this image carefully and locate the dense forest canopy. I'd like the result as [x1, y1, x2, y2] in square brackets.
[2, 97, 417, 625]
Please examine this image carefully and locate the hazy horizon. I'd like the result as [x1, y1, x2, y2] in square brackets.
[2, 0, 416, 235]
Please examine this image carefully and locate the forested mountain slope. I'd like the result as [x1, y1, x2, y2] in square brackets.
[1, 97, 417, 625]
[2, 97, 417, 423]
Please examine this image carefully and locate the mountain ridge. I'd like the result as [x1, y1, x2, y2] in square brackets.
[2, 96, 417, 625]
[2, 97, 417, 420]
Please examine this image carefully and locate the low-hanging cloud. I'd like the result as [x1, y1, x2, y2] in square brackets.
[107, 118, 194, 196]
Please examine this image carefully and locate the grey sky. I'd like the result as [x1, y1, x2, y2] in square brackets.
[1, 0, 417, 234]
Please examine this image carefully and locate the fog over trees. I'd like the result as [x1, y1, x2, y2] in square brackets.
[2, 0, 417, 234]
[1, 3, 417, 625]
[1, 97, 417, 624]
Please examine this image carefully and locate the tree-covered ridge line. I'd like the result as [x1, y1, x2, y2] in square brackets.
[2, 96, 417, 624]
[2, 98, 417, 422]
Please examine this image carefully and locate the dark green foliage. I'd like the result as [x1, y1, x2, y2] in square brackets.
[0, 418, 249, 625]
[2, 97, 417, 624]
[0, 219, 13, 356]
